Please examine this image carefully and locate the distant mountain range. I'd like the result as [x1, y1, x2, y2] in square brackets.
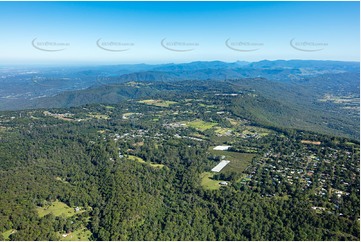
[0, 59, 359, 139]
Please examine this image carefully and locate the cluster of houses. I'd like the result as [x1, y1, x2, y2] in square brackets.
[244, 139, 357, 215]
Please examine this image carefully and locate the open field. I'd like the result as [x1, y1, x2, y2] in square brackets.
[221, 153, 255, 174]
[209, 149, 255, 174]
[187, 119, 218, 131]
[37, 201, 79, 218]
[128, 155, 165, 168]
[60, 227, 92, 241]
[200, 172, 221, 190]
[138, 99, 177, 107]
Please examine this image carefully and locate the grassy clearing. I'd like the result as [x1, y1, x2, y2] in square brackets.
[138, 99, 177, 107]
[60, 227, 92, 241]
[209, 149, 255, 174]
[200, 172, 221, 190]
[187, 119, 218, 131]
[2, 229, 15, 240]
[37, 201, 79, 218]
[128, 155, 165, 168]
[301, 140, 321, 145]
[221, 153, 255, 174]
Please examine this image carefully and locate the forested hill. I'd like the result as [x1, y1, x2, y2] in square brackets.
[10, 77, 359, 140]
[0, 60, 358, 140]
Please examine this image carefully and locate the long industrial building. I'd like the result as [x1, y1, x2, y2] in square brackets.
[211, 160, 230, 172]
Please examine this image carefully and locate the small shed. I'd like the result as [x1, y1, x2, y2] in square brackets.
[219, 181, 228, 186]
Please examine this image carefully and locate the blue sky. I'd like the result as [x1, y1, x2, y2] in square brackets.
[0, 1, 359, 65]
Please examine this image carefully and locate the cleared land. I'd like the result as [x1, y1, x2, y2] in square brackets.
[187, 119, 218, 131]
[221, 153, 255, 174]
[138, 99, 177, 107]
[60, 227, 92, 241]
[128, 155, 165, 168]
[200, 172, 222, 190]
[301, 140, 321, 145]
[209, 150, 255, 174]
[37, 201, 79, 218]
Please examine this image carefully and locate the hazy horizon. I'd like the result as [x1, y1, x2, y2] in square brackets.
[1, 58, 360, 68]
